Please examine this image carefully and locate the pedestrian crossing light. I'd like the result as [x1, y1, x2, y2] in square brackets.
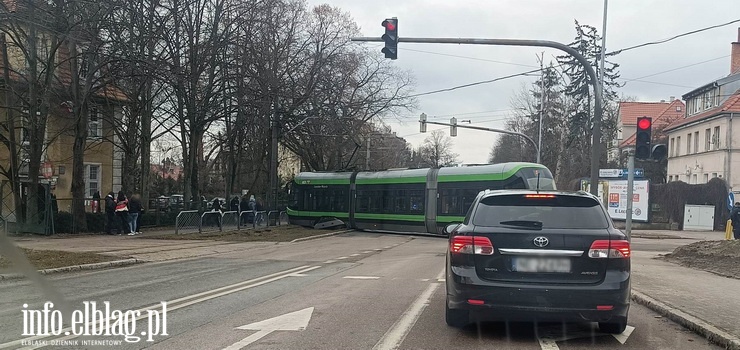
[381, 18, 398, 60]
[450, 117, 457, 137]
[419, 113, 427, 133]
[635, 117, 652, 159]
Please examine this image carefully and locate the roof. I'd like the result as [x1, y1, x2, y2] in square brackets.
[618, 101, 674, 126]
[619, 99, 686, 147]
[665, 88, 740, 132]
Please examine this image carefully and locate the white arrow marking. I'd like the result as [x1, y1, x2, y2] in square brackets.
[612, 325, 635, 344]
[538, 338, 560, 350]
[223, 307, 314, 350]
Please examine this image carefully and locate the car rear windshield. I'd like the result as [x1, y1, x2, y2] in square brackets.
[472, 194, 609, 229]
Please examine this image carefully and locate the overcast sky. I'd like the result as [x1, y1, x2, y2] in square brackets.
[305, 0, 740, 164]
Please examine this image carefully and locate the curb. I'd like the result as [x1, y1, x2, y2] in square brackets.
[290, 229, 354, 243]
[632, 290, 740, 350]
[0, 258, 142, 281]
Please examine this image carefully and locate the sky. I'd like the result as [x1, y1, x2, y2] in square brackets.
[305, 0, 740, 164]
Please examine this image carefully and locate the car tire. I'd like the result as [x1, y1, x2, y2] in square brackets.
[445, 299, 469, 328]
[598, 320, 627, 334]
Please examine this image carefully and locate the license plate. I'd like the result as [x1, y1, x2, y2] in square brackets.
[512, 257, 571, 273]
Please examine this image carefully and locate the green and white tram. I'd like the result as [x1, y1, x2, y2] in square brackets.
[286, 162, 555, 235]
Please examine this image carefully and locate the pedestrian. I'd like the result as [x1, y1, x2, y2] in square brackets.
[731, 202, 740, 239]
[128, 194, 142, 236]
[240, 195, 250, 224]
[211, 197, 222, 228]
[115, 191, 130, 235]
[230, 196, 239, 212]
[92, 191, 101, 213]
[105, 192, 116, 235]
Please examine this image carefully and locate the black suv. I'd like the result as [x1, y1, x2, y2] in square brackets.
[444, 190, 630, 334]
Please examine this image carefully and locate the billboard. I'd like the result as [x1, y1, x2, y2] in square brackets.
[580, 179, 650, 222]
[604, 180, 650, 222]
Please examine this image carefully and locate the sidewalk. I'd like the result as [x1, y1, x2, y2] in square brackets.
[632, 250, 740, 349]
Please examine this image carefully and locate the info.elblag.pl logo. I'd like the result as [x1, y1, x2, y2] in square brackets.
[22, 301, 168, 344]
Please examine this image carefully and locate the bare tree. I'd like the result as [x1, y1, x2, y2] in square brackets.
[416, 130, 459, 168]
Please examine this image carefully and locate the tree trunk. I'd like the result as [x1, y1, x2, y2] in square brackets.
[69, 38, 88, 233]
[1, 35, 23, 224]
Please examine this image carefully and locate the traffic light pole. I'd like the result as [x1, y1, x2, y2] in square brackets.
[422, 119, 539, 156]
[625, 149, 635, 239]
[354, 36, 603, 196]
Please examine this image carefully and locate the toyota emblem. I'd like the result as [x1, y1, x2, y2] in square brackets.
[533, 236, 549, 247]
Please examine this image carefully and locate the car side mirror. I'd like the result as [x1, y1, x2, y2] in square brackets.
[444, 223, 460, 236]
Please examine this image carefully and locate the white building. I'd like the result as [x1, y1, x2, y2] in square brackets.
[665, 29, 740, 188]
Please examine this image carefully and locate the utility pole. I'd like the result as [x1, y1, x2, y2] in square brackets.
[537, 52, 545, 164]
[269, 100, 279, 211]
[366, 137, 371, 170]
[625, 149, 634, 239]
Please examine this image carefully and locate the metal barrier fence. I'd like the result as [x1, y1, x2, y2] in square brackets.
[279, 211, 288, 225]
[200, 211, 223, 234]
[175, 210, 200, 234]
[222, 211, 239, 231]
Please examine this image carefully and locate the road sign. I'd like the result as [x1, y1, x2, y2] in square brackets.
[728, 192, 735, 211]
[599, 169, 644, 178]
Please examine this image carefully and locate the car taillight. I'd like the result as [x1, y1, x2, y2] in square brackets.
[450, 236, 494, 255]
[588, 240, 630, 258]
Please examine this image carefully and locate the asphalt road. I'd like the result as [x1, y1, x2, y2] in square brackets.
[0, 231, 720, 350]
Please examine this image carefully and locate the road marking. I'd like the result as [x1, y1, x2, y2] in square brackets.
[323, 260, 336, 264]
[223, 307, 314, 350]
[372, 269, 445, 350]
[420, 279, 430, 282]
[350, 253, 361, 257]
[343, 276, 380, 280]
[437, 278, 445, 282]
[288, 273, 309, 277]
[374, 248, 383, 251]
[336, 256, 348, 260]
[1, 265, 321, 350]
[362, 251, 373, 254]
[538, 338, 560, 350]
[612, 325, 635, 344]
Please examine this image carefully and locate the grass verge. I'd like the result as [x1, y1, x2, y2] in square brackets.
[0, 248, 119, 271]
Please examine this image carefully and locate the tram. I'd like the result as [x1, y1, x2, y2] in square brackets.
[286, 162, 555, 235]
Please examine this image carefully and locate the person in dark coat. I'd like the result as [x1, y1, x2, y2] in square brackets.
[230, 196, 239, 212]
[731, 202, 740, 239]
[211, 197, 222, 228]
[105, 192, 116, 235]
[128, 194, 142, 235]
[240, 195, 250, 224]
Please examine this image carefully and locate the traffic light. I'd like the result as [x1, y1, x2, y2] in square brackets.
[635, 117, 652, 159]
[450, 117, 457, 137]
[419, 113, 427, 133]
[381, 18, 398, 60]
[651, 144, 667, 161]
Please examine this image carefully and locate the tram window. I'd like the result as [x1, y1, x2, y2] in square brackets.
[368, 191, 382, 212]
[395, 190, 408, 213]
[357, 190, 368, 212]
[503, 175, 526, 189]
[439, 189, 461, 215]
[461, 189, 478, 213]
[409, 190, 424, 213]
[383, 190, 394, 213]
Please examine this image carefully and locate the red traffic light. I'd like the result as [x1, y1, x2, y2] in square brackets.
[637, 118, 651, 130]
[383, 21, 396, 31]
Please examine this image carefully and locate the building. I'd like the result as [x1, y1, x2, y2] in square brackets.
[664, 29, 740, 187]
[0, 0, 128, 218]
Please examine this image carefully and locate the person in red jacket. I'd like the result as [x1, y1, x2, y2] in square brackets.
[115, 191, 130, 235]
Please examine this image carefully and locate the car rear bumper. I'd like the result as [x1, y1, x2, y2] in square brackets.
[447, 265, 630, 323]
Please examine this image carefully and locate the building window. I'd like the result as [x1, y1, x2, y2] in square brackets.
[703, 174, 709, 183]
[687, 133, 692, 154]
[713, 126, 721, 150]
[694, 131, 699, 153]
[88, 106, 102, 139]
[668, 176, 672, 182]
[705, 129, 711, 151]
[676, 136, 681, 156]
[692, 174, 697, 184]
[84, 164, 101, 198]
[670, 138, 675, 157]
[712, 173, 718, 178]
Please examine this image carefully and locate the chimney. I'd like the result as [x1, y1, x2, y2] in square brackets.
[660, 99, 665, 103]
[732, 27, 740, 75]
[670, 96, 675, 101]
